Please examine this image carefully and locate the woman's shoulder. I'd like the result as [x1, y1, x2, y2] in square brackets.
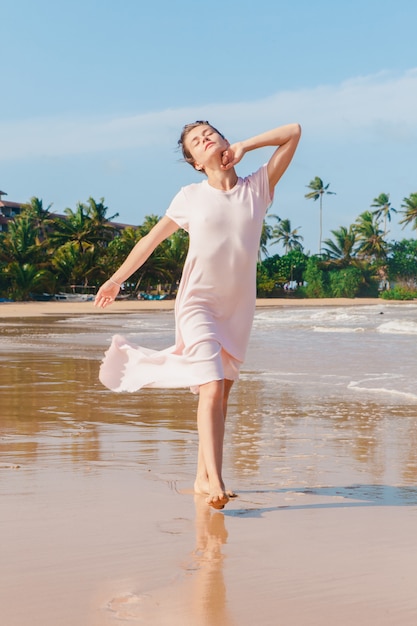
[178, 180, 207, 200]
[241, 163, 268, 185]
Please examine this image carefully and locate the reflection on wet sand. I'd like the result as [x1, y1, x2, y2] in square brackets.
[2, 313, 417, 625]
[3, 348, 417, 487]
[190, 496, 236, 626]
[103, 496, 235, 625]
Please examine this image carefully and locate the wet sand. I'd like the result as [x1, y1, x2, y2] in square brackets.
[1, 301, 417, 625]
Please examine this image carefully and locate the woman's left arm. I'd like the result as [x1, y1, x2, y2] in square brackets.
[222, 123, 301, 194]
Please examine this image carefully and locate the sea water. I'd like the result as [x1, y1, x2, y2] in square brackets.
[1, 302, 416, 405]
[248, 303, 417, 404]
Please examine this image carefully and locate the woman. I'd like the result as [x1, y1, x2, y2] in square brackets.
[95, 120, 301, 508]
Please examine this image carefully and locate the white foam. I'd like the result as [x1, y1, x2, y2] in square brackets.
[348, 383, 417, 403]
[348, 375, 417, 403]
[377, 320, 417, 335]
[313, 326, 364, 333]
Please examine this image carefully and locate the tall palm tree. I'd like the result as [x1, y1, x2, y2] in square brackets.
[305, 177, 336, 255]
[399, 192, 417, 231]
[322, 225, 357, 267]
[370, 193, 396, 236]
[271, 217, 304, 254]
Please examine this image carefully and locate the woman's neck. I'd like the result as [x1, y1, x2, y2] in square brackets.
[205, 168, 238, 191]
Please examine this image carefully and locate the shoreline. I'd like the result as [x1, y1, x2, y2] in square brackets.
[0, 297, 409, 318]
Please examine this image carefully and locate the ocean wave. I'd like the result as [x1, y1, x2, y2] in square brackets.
[349, 384, 417, 403]
[377, 320, 417, 335]
[348, 376, 417, 403]
[253, 305, 385, 330]
[313, 326, 365, 333]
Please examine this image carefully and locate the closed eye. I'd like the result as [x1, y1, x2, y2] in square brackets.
[189, 128, 214, 148]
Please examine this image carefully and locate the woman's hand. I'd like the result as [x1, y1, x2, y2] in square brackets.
[221, 141, 245, 170]
[94, 280, 121, 308]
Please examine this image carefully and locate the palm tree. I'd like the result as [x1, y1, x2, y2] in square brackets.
[322, 225, 357, 267]
[104, 215, 176, 294]
[0, 213, 45, 265]
[163, 229, 189, 294]
[6, 262, 53, 301]
[21, 196, 53, 241]
[51, 242, 101, 287]
[87, 196, 118, 223]
[354, 211, 388, 263]
[85, 197, 118, 244]
[259, 218, 273, 260]
[305, 177, 336, 255]
[399, 192, 417, 231]
[48, 197, 118, 252]
[270, 217, 304, 254]
[137, 214, 160, 237]
[370, 193, 396, 236]
[48, 203, 100, 252]
[104, 226, 142, 271]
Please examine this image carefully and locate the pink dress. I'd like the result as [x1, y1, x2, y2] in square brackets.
[99, 164, 272, 393]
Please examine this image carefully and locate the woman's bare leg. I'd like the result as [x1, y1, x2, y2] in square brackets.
[194, 379, 234, 508]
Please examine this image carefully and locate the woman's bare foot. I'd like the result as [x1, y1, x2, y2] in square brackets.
[194, 477, 237, 500]
[206, 490, 229, 510]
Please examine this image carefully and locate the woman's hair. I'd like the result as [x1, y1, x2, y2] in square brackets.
[178, 120, 225, 168]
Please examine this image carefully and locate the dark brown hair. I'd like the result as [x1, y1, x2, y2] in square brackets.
[178, 120, 225, 168]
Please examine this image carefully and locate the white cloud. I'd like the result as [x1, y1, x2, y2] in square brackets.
[1, 68, 416, 160]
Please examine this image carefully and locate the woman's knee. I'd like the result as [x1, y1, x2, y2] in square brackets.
[199, 379, 225, 405]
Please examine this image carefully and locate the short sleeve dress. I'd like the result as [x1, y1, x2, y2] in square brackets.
[99, 164, 272, 394]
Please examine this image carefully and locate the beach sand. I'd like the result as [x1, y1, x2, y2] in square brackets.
[0, 296, 402, 318]
[1, 298, 417, 625]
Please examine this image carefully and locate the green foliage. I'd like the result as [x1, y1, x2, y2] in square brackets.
[303, 257, 329, 298]
[322, 225, 357, 266]
[270, 217, 304, 253]
[399, 192, 417, 231]
[387, 239, 417, 285]
[380, 286, 417, 300]
[256, 264, 276, 297]
[5, 263, 54, 301]
[1, 184, 416, 301]
[256, 251, 308, 297]
[0, 213, 46, 265]
[328, 267, 363, 298]
[354, 210, 388, 262]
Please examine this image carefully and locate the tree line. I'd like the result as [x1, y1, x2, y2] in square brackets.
[0, 178, 416, 301]
[259, 178, 417, 300]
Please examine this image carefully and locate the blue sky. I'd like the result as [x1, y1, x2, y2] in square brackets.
[1, 0, 416, 254]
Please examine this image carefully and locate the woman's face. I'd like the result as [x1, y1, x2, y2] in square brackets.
[184, 124, 229, 171]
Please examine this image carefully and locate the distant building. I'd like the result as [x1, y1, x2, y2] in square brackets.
[0, 190, 134, 234]
[0, 191, 23, 231]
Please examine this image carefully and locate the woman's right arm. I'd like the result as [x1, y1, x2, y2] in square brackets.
[94, 215, 179, 308]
